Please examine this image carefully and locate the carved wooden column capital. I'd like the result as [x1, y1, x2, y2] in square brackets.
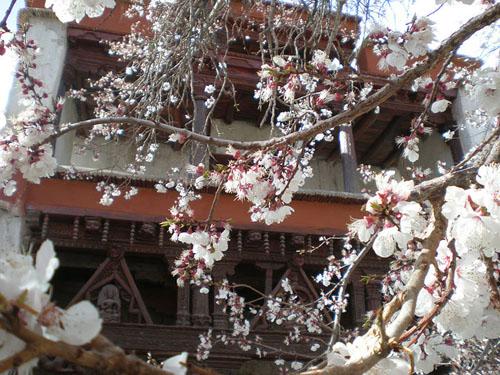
[191, 285, 211, 327]
[176, 285, 191, 326]
[350, 270, 367, 325]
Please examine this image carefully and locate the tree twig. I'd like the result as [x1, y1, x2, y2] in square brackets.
[328, 234, 377, 348]
[0, 0, 17, 31]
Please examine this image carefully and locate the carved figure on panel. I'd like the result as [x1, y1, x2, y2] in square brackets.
[97, 284, 121, 323]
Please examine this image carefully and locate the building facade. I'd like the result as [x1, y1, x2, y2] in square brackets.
[1, 1, 472, 373]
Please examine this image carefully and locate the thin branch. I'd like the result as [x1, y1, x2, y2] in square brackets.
[0, 344, 39, 372]
[328, 234, 377, 348]
[483, 256, 500, 310]
[0, 0, 17, 31]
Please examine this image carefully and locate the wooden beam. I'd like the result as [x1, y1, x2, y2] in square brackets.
[445, 126, 465, 164]
[191, 98, 208, 166]
[338, 124, 359, 193]
[326, 111, 381, 161]
[353, 112, 379, 136]
[223, 101, 234, 124]
[360, 116, 409, 165]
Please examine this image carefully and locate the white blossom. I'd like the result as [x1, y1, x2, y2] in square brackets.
[162, 352, 188, 375]
[431, 99, 451, 113]
[45, 0, 116, 23]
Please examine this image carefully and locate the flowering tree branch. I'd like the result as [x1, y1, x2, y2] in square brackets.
[398, 240, 457, 345]
[329, 234, 377, 347]
[303, 200, 446, 375]
[0, 312, 173, 375]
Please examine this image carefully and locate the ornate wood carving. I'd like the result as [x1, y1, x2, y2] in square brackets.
[130, 222, 136, 244]
[279, 233, 286, 256]
[247, 231, 262, 242]
[102, 219, 110, 243]
[176, 285, 191, 326]
[291, 234, 305, 246]
[263, 232, 270, 254]
[72, 216, 80, 240]
[191, 286, 211, 327]
[41, 214, 49, 239]
[97, 284, 121, 323]
[159, 225, 165, 247]
[237, 230, 243, 252]
[252, 257, 328, 329]
[84, 216, 101, 232]
[212, 264, 236, 329]
[68, 245, 153, 324]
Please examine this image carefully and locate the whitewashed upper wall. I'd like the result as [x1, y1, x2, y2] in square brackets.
[5, 10, 67, 116]
[452, 87, 495, 154]
[396, 132, 455, 179]
[1, 10, 67, 254]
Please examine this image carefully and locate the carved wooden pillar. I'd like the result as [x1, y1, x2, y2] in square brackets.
[350, 271, 367, 325]
[338, 123, 359, 193]
[366, 282, 382, 311]
[176, 285, 191, 326]
[191, 286, 211, 327]
[212, 265, 234, 329]
[191, 96, 208, 166]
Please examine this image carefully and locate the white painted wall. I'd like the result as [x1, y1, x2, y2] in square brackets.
[4, 10, 67, 116]
[0, 208, 24, 254]
[55, 98, 77, 165]
[69, 135, 190, 179]
[452, 87, 496, 155]
[1, 9, 67, 254]
[397, 132, 455, 179]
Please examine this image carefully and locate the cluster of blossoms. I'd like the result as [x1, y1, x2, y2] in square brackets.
[205, 279, 326, 368]
[398, 64, 498, 165]
[0, 1, 497, 374]
[223, 145, 312, 225]
[417, 165, 500, 339]
[407, 332, 458, 374]
[328, 330, 456, 374]
[442, 164, 499, 258]
[465, 67, 500, 117]
[45, 0, 116, 24]
[161, 183, 232, 286]
[395, 73, 458, 163]
[256, 50, 342, 104]
[0, 29, 59, 196]
[171, 224, 231, 287]
[0, 241, 102, 373]
[195, 282, 253, 358]
[349, 171, 428, 258]
[255, 50, 345, 134]
[369, 17, 435, 71]
[314, 255, 344, 287]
